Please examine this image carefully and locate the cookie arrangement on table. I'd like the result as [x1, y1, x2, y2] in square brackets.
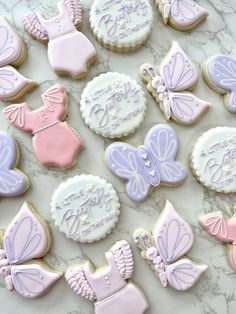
[0, 0, 235, 313]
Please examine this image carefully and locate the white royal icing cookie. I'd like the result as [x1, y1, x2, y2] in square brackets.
[80, 72, 147, 138]
[90, 0, 154, 52]
[51, 175, 120, 242]
[191, 127, 236, 193]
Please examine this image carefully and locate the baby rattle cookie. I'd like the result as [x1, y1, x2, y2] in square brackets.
[200, 208, 236, 271]
[0, 16, 36, 101]
[0, 202, 62, 298]
[80, 72, 147, 138]
[51, 175, 120, 243]
[203, 54, 236, 113]
[139, 41, 210, 125]
[190, 126, 236, 193]
[134, 200, 208, 291]
[90, 0, 154, 52]
[22, 0, 96, 79]
[105, 124, 187, 202]
[3, 84, 83, 169]
[0, 131, 29, 197]
[65, 240, 149, 314]
[156, 0, 208, 31]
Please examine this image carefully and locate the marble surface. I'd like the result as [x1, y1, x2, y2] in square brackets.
[0, 0, 236, 313]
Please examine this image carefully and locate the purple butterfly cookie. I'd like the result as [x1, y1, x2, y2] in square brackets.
[0, 131, 29, 197]
[105, 124, 187, 202]
[204, 54, 236, 113]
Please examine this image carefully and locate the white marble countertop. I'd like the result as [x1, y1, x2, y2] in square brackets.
[0, 0, 236, 313]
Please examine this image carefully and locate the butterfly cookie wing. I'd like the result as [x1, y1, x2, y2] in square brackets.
[4, 202, 50, 265]
[0, 132, 28, 197]
[105, 143, 151, 202]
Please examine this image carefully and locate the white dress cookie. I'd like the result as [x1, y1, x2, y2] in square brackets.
[90, 0, 154, 52]
[51, 175, 120, 242]
[80, 72, 147, 138]
[190, 127, 236, 193]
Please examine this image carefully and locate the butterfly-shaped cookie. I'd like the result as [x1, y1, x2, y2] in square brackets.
[156, 0, 208, 31]
[0, 131, 29, 197]
[0, 202, 62, 298]
[105, 124, 187, 202]
[0, 16, 36, 101]
[140, 41, 210, 125]
[203, 54, 236, 113]
[134, 200, 208, 291]
[200, 210, 236, 271]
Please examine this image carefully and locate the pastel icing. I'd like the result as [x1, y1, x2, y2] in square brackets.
[90, 0, 154, 51]
[139, 41, 209, 125]
[105, 124, 188, 202]
[134, 200, 208, 291]
[51, 175, 120, 242]
[156, 0, 208, 30]
[204, 54, 236, 113]
[65, 240, 148, 314]
[190, 127, 236, 193]
[200, 210, 236, 271]
[0, 131, 28, 197]
[0, 16, 35, 101]
[22, 0, 96, 78]
[0, 202, 62, 298]
[80, 72, 147, 138]
[3, 84, 83, 169]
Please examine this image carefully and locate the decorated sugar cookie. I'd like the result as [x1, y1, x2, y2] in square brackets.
[105, 124, 187, 202]
[51, 175, 120, 242]
[80, 72, 147, 138]
[156, 0, 208, 31]
[139, 41, 210, 125]
[203, 54, 236, 113]
[134, 200, 208, 291]
[0, 16, 36, 101]
[90, 0, 154, 52]
[22, 0, 96, 79]
[190, 127, 236, 193]
[200, 209, 236, 271]
[65, 240, 148, 314]
[3, 84, 83, 169]
[0, 202, 62, 298]
[0, 132, 29, 197]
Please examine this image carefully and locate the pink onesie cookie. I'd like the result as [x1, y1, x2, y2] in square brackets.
[22, 0, 96, 79]
[3, 84, 83, 169]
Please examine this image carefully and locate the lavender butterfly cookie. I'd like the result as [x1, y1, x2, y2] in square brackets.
[134, 200, 208, 291]
[105, 124, 187, 202]
[65, 240, 148, 314]
[203, 54, 236, 113]
[0, 131, 29, 197]
[0, 202, 62, 298]
[140, 41, 210, 125]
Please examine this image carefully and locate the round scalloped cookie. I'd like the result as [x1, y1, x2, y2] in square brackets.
[89, 0, 154, 52]
[51, 175, 120, 243]
[80, 72, 147, 138]
[190, 126, 236, 193]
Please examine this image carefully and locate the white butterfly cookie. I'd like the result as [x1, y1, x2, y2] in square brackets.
[0, 202, 62, 298]
[156, 0, 208, 31]
[140, 41, 210, 125]
[0, 16, 36, 101]
[133, 200, 207, 291]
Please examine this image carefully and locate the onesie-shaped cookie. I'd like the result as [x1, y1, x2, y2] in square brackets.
[0, 202, 62, 298]
[22, 0, 96, 79]
[0, 16, 36, 101]
[65, 240, 148, 314]
[3, 84, 83, 169]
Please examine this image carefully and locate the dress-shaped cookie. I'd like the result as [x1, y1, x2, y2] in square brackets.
[65, 240, 148, 314]
[3, 84, 83, 169]
[22, 0, 96, 79]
